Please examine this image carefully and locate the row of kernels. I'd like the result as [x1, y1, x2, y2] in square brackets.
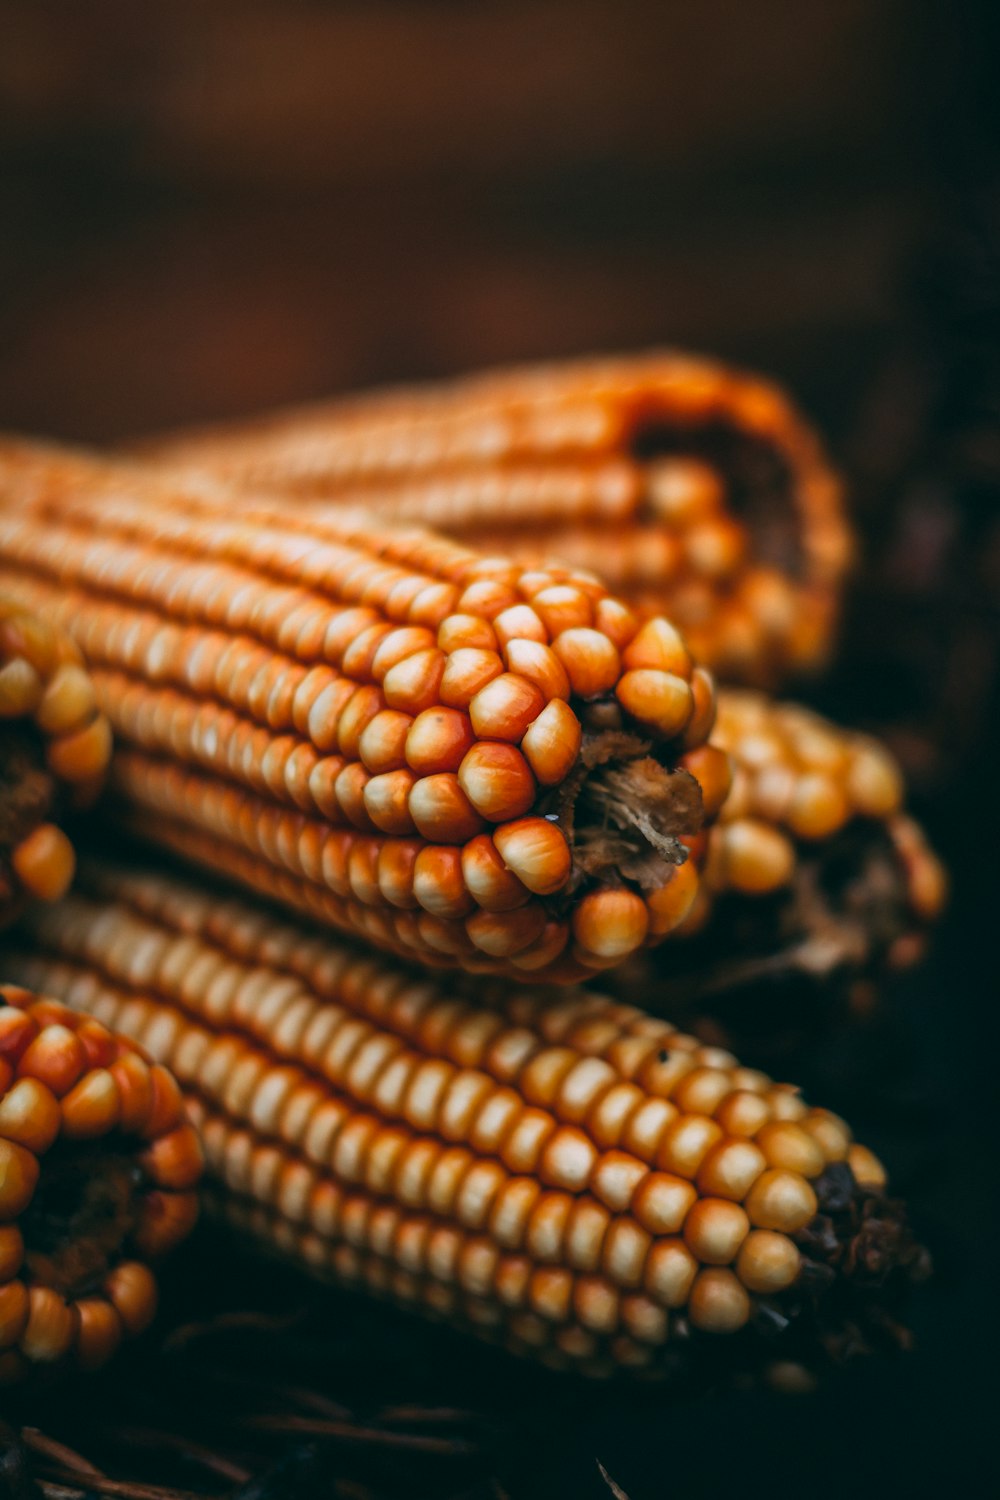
[213, 1182, 670, 1375]
[110, 752, 699, 979]
[198, 1105, 772, 1346]
[22, 887, 868, 1210]
[335, 464, 641, 531]
[55, 870, 778, 1174]
[110, 749, 550, 921]
[13, 936, 774, 1256]
[23, 477, 638, 637]
[119, 819, 581, 978]
[480, 511, 747, 599]
[0, 1260, 158, 1382]
[177, 1062, 680, 1320]
[715, 693, 905, 833]
[150, 354, 700, 475]
[2, 495, 715, 760]
[70, 497, 469, 630]
[90, 814, 596, 988]
[214, 883, 613, 1088]
[0, 517, 455, 682]
[121, 351, 845, 552]
[21, 911, 618, 1204]
[378, 461, 640, 528]
[61, 986, 670, 1296]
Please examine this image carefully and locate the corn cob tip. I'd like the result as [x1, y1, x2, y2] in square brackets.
[0, 983, 201, 1385]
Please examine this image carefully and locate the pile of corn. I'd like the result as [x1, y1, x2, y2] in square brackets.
[0, 352, 944, 1388]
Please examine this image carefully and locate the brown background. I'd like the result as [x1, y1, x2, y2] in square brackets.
[0, 0, 986, 445]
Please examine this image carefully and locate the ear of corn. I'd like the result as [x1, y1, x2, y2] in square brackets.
[4, 857, 925, 1380]
[0, 440, 725, 982]
[0, 982, 202, 1385]
[0, 598, 112, 923]
[143, 352, 851, 687]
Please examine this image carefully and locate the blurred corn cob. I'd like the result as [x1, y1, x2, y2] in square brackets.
[142, 352, 852, 687]
[686, 691, 945, 934]
[0, 599, 111, 924]
[5, 857, 927, 1381]
[0, 438, 731, 983]
[610, 693, 946, 1045]
[0, 983, 201, 1384]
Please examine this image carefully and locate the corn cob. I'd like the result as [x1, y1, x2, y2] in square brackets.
[5, 857, 926, 1380]
[145, 352, 852, 686]
[0, 439, 725, 983]
[0, 982, 201, 1384]
[0, 598, 112, 924]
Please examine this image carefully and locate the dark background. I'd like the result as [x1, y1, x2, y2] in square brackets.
[0, 0, 992, 445]
[1, 2, 998, 1496]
